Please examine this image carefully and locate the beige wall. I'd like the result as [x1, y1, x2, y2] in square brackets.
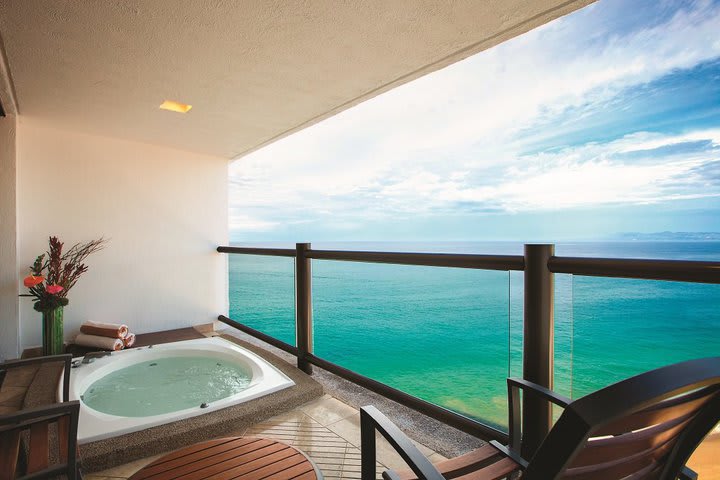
[0, 114, 18, 360]
[16, 120, 228, 351]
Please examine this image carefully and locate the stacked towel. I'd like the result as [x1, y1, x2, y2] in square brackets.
[74, 333, 124, 351]
[76, 321, 137, 351]
[123, 333, 136, 348]
[80, 321, 128, 339]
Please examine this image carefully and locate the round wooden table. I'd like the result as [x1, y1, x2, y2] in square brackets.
[129, 437, 322, 480]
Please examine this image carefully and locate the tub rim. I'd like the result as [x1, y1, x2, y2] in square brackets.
[62, 336, 295, 443]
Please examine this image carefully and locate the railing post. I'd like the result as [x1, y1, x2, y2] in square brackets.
[522, 243, 554, 458]
[296, 243, 313, 374]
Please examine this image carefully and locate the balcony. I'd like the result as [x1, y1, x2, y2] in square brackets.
[3, 242, 717, 478]
[1, 1, 718, 479]
[81, 243, 719, 478]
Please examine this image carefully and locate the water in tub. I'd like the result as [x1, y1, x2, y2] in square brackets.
[81, 356, 252, 417]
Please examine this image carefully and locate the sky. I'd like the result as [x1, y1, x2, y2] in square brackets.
[229, 0, 720, 242]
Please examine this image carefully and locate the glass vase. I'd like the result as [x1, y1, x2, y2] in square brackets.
[42, 306, 64, 355]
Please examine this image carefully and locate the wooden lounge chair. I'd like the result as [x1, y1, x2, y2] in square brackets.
[360, 357, 720, 480]
[0, 354, 82, 480]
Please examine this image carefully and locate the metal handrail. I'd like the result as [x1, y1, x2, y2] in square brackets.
[217, 246, 296, 257]
[548, 256, 720, 284]
[217, 245, 525, 270]
[217, 245, 720, 282]
[217, 315, 299, 356]
[217, 242, 720, 453]
[308, 249, 524, 271]
[217, 314, 508, 443]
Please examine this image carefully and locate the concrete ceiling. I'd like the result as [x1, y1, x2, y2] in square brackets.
[0, 0, 593, 159]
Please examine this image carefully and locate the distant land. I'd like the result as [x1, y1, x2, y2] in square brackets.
[614, 232, 720, 241]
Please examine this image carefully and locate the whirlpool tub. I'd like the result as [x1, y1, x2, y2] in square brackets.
[61, 337, 295, 443]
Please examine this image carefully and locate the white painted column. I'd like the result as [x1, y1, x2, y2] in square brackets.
[0, 114, 18, 360]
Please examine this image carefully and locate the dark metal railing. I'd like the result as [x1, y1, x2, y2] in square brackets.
[217, 242, 720, 455]
[308, 249, 525, 271]
[522, 245, 554, 456]
[548, 256, 720, 283]
[218, 246, 295, 257]
[217, 313, 502, 441]
[219, 315, 299, 356]
[218, 245, 525, 270]
[296, 243, 313, 374]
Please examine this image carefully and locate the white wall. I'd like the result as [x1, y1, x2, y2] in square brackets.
[0, 114, 18, 360]
[17, 120, 228, 351]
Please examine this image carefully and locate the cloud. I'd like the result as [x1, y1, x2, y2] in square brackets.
[228, 212, 279, 232]
[357, 129, 719, 212]
[228, 0, 720, 238]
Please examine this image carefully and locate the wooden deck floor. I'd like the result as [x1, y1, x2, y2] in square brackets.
[87, 394, 444, 480]
[244, 413, 373, 480]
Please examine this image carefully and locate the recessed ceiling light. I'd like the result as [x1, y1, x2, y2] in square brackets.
[159, 100, 192, 113]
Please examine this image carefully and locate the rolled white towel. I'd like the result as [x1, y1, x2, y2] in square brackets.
[123, 333, 136, 348]
[80, 321, 128, 339]
[75, 333, 124, 351]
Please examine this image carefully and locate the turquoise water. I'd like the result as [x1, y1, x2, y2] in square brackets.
[82, 356, 252, 417]
[228, 241, 720, 430]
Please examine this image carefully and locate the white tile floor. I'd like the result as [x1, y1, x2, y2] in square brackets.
[86, 394, 445, 480]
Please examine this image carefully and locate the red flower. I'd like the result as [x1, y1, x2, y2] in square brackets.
[45, 284, 64, 295]
[23, 275, 44, 287]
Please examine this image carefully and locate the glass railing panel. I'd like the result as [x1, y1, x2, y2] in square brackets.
[530, 273, 575, 425]
[510, 272, 574, 424]
[509, 270, 523, 380]
[569, 276, 720, 477]
[228, 254, 296, 346]
[312, 260, 511, 430]
[569, 276, 720, 398]
[553, 273, 574, 400]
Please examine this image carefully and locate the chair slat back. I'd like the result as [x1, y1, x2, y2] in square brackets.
[562, 431, 678, 480]
[0, 427, 21, 480]
[524, 357, 720, 480]
[566, 385, 718, 476]
[593, 387, 717, 437]
[0, 401, 80, 480]
[27, 422, 51, 473]
[58, 415, 70, 463]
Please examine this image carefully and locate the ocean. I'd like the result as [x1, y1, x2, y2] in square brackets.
[228, 241, 720, 430]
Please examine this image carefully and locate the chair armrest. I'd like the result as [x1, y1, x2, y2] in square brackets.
[489, 440, 529, 469]
[678, 466, 698, 480]
[506, 378, 572, 451]
[1, 354, 72, 370]
[0, 400, 79, 427]
[507, 378, 571, 408]
[1, 354, 72, 402]
[360, 406, 444, 480]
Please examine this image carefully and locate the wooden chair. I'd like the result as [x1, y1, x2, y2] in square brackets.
[0, 354, 82, 479]
[360, 357, 720, 480]
[0, 401, 81, 479]
[0, 354, 71, 414]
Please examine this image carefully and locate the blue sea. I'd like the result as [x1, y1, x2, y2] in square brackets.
[228, 241, 720, 430]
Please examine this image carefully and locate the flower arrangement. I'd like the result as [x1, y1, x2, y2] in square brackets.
[22, 236, 107, 312]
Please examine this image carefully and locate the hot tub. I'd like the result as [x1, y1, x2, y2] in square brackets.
[61, 336, 294, 443]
